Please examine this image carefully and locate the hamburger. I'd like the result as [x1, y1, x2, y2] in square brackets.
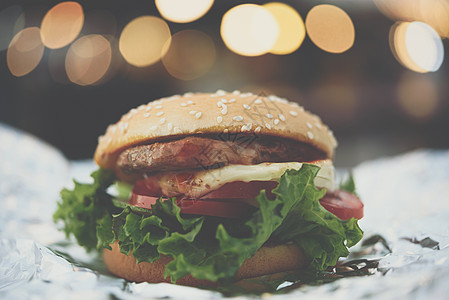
[54, 91, 363, 286]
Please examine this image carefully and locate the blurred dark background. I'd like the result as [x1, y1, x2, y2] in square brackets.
[0, 0, 448, 168]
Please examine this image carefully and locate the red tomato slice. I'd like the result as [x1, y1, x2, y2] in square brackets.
[319, 190, 364, 220]
[129, 193, 254, 219]
[129, 179, 363, 220]
[130, 182, 254, 218]
[201, 181, 278, 199]
[129, 192, 159, 209]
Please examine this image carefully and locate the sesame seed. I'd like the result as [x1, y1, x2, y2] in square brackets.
[216, 89, 226, 96]
[150, 125, 157, 131]
[137, 105, 146, 111]
[156, 105, 162, 109]
[266, 113, 273, 119]
[243, 104, 251, 110]
[130, 108, 138, 114]
[240, 93, 249, 98]
[223, 128, 229, 133]
[144, 113, 150, 118]
[181, 103, 187, 107]
[156, 111, 164, 116]
[217, 116, 223, 123]
[255, 99, 262, 104]
[195, 112, 202, 119]
[221, 105, 228, 115]
[217, 101, 223, 107]
[232, 90, 240, 95]
[255, 126, 261, 133]
[146, 106, 151, 111]
[307, 131, 314, 139]
[187, 100, 193, 105]
[233, 116, 243, 122]
[279, 114, 286, 121]
[125, 114, 132, 120]
[184, 92, 193, 97]
[306, 122, 313, 129]
[167, 123, 173, 131]
[241, 125, 249, 132]
[174, 126, 182, 133]
[160, 118, 166, 124]
[289, 110, 298, 117]
[315, 122, 322, 129]
[274, 119, 280, 125]
[247, 123, 252, 130]
[98, 135, 104, 142]
[229, 98, 236, 103]
[210, 94, 218, 97]
[189, 110, 196, 115]
[221, 98, 228, 103]
[265, 123, 271, 130]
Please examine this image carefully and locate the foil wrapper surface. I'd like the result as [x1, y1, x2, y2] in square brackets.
[0, 123, 448, 299]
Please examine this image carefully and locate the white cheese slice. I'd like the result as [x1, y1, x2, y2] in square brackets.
[162, 159, 335, 198]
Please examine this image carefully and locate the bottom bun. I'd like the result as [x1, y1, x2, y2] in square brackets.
[103, 242, 306, 287]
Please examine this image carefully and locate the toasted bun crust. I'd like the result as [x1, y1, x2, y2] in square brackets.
[103, 242, 306, 287]
[95, 91, 337, 169]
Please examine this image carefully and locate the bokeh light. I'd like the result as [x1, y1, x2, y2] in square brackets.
[119, 16, 171, 67]
[405, 22, 444, 72]
[397, 73, 439, 120]
[263, 2, 305, 55]
[390, 22, 422, 73]
[305, 4, 355, 54]
[162, 30, 215, 80]
[0, 5, 25, 51]
[40, 1, 84, 49]
[65, 34, 112, 86]
[155, 0, 214, 23]
[7, 27, 44, 77]
[221, 4, 279, 57]
[390, 21, 444, 73]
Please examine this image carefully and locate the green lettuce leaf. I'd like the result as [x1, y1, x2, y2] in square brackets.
[54, 164, 363, 283]
[53, 168, 116, 250]
[272, 166, 363, 269]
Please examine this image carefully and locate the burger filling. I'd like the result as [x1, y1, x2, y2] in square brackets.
[54, 135, 364, 284]
[116, 136, 326, 173]
[114, 136, 360, 220]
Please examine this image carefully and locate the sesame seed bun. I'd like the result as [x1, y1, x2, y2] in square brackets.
[94, 91, 337, 169]
[103, 241, 306, 287]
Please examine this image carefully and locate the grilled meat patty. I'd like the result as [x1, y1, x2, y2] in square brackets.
[117, 136, 326, 173]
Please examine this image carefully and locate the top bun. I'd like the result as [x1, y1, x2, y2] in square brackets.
[95, 91, 337, 168]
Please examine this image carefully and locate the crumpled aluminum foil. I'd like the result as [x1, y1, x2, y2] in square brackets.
[1, 123, 448, 299]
